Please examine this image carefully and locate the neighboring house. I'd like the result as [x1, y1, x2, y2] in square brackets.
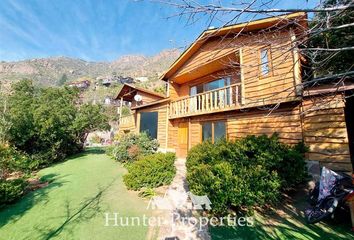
[116, 12, 354, 172]
[67, 80, 91, 90]
[101, 76, 135, 87]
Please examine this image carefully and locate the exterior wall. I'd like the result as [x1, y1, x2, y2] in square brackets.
[168, 29, 299, 107]
[118, 113, 137, 135]
[131, 91, 163, 107]
[167, 103, 302, 156]
[166, 97, 352, 172]
[302, 94, 352, 172]
[241, 30, 298, 105]
[227, 104, 302, 145]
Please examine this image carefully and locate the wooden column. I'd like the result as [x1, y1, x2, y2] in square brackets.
[119, 97, 123, 119]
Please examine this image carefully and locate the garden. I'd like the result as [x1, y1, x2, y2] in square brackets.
[109, 132, 176, 195]
[0, 80, 109, 208]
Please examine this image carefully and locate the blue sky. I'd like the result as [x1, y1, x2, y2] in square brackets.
[0, 0, 319, 62]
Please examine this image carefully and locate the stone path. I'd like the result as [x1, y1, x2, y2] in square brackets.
[156, 158, 211, 240]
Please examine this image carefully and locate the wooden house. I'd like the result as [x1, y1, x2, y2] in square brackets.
[116, 13, 354, 172]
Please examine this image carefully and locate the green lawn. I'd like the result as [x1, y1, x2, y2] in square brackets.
[210, 192, 353, 240]
[0, 148, 151, 240]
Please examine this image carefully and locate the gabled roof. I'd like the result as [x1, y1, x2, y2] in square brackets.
[115, 83, 166, 101]
[160, 12, 307, 81]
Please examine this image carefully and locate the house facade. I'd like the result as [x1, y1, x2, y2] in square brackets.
[117, 13, 354, 173]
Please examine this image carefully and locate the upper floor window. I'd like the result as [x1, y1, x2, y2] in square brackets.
[260, 47, 272, 77]
[190, 77, 231, 96]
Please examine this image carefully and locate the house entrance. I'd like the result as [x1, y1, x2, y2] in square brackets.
[177, 122, 189, 158]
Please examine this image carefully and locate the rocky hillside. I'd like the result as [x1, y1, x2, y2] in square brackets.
[0, 49, 180, 86]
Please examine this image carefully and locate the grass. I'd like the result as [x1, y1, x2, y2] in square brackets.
[210, 189, 353, 240]
[0, 148, 151, 240]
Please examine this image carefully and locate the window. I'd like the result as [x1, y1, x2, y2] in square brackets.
[214, 121, 226, 141]
[202, 122, 212, 141]
[202, 121, 226, 143]
[140, 112, 158, 139]
[260, 48, 271, 76]
[191, 77, 231, 96]
[190, 78, 232, 110]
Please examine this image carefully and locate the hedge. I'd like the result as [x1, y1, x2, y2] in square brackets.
[123, 152, 176, 190]
[186, 134, 307, 215]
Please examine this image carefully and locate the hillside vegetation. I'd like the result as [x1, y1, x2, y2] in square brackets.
[0, 49, 179, 87]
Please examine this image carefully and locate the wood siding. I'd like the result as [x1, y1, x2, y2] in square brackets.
[169, 30, 299, 107]
[165, 97, 352, 172]
[131, 91, 163, 107]
[302, 94, 352, 172]
[165, 104, 300, 150]
[118, 113, 137, 134]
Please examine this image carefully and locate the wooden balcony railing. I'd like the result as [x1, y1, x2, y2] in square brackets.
[169, 83, 242, 118]
[119, 114, 135, 128]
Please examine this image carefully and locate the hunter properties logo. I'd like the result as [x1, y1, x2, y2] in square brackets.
[104, 188, 253, 230]
[146, 190, 212, 211]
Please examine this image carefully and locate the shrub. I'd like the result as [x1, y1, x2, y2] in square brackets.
[186, 134, 307, 215]
[0, 178, 27, 207]
[111, 133, 159, 162]
[123, 152, 176, 190]
[0, 143, 40, 176]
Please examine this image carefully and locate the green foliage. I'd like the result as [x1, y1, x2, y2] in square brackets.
[123, 152, 176, 190]
[71, 104, 110, 148]
[138, 188, 156, 199]
[0, 144, 39, 175]
[0, 178, 27, 207]
[309, 0, 353, 76]
[153, 85, 166, 95]
[1, 80, 109, 168]
[58, 74, 68, 86]
[186, 134, 307, 215]
[121, 106, 131, 117]
[90, 134, 102, 144]
[111, 133, 159, 163]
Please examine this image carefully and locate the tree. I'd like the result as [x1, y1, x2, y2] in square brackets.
[5, 80, 110, 165]
[309, 0, 354, 76]
[0, 85, 11, 144]
[7, 80, 36, 151]
[58, 73, 68, 86]
[72, 104, 110, 148]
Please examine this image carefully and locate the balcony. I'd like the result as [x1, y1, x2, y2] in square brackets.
[169, 83, 242, 119]
[119, 114, 135, 129]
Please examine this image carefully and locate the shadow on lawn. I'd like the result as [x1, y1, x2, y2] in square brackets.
[31, 177, 118, 240]
[0, 173, 68, 228]
[211, 192, 353, 240]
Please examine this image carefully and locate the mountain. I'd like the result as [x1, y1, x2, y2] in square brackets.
[0, 49, 180, 86]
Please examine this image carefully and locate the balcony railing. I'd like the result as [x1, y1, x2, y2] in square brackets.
[119, 114, 135, 128]
[169, 83, 242, 118]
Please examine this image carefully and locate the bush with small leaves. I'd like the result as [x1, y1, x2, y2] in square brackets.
[123, 152, 176, 190]
[0, 178, 27, 207]
[111, 133, 159, 163]
[186, 134, 307, 215]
